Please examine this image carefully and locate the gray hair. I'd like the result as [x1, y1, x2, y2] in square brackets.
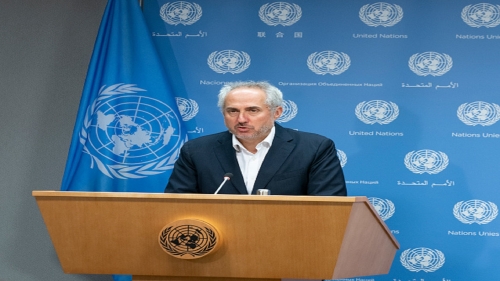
[217, 81, 283, 112]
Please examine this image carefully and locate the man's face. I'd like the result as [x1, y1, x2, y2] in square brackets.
[223, 87, 282, 145]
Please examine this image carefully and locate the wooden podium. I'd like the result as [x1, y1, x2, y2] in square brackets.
[33, 191, 399, 281]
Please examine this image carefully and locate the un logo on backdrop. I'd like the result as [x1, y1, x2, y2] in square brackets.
[80, 84, 184, 179]
[159, 1, 202, 26]
[207, 50, 251, 74]
[408, 52, 453, 76]
[462, 3, 500, 28]
[355, 100, 399, 125]
[337, 149, 347, 168]
[359, 2, 403, 27]
[400, 247, 445, 272]
[457, 101, 500, 126]
[276, 100, 297, 123]
[368, 197, 395, 221]
[453, 200, 498, 224]
[404, 149, 449, 174]
[176, 97, 199, 121]
[307, 51, 350, 75]
[259, 2, 302, 26]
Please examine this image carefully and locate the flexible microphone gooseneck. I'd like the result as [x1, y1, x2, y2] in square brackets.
[214, 173, 233, 194]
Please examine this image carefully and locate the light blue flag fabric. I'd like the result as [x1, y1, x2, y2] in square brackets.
[60, 0, 187, 280]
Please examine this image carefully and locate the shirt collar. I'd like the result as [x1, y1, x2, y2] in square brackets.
[232, 126, 275, 152]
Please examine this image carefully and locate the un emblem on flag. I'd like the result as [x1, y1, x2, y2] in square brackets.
[400, 247, 445, 272]
[159, 219, 221, 259]
[457, 101, 500, 126]
[462, 3, 500, 28]
[408, 52, 453, 77]
[79, 84, 184, 179]
[159, 1, 202, 26]
[359, 2, 403, 27]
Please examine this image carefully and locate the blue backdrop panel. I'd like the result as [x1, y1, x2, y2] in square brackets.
[143, 1, 500, 280]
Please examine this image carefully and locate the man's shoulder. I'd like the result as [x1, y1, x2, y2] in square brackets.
[278, 125, 331, 142]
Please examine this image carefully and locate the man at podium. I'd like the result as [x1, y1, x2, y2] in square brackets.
[165, 81, 346, 196]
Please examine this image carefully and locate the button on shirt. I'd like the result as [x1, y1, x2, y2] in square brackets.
[232, 126, 275, 194]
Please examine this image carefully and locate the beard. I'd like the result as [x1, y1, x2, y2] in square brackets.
[230, 124, 273, 141]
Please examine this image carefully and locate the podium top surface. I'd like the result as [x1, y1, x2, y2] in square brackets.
[32, 190, 364, 203]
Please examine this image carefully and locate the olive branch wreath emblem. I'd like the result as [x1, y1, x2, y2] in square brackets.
[207, 50, 251, 74]
[457, 102, 500, 126]
[408, 52, 453, 77]
[400, 248, 445, 272]
[258, 3, 302, 26]
[354, 101, 399, 125]
[159, 2, 202, 26]
[307, 51, 351, 75]
[159, 226, 218, 258]
[461, 4, 500, 28]
[276, 100, 298, 123]
[359, 3, 403, 27]
[404, 150, 449, 175]
[79, 83, 184, 179]
[453, 200, 498, 225]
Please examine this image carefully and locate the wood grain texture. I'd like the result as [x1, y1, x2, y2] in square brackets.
[33, 191, 398, 280]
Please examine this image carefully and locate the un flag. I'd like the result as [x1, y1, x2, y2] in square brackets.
[60, 0, 187, 279]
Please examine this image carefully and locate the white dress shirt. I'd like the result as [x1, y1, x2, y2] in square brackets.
[232, 126, 275, 194]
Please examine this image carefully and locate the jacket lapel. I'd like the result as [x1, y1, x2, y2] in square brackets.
[252, 125, 295, 193]
[213, 132, 248, 194]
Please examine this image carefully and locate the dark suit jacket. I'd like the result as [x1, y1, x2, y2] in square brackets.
[165, 124, 346, 196]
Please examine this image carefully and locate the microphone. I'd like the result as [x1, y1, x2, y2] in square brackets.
[214, 173, 233, 194]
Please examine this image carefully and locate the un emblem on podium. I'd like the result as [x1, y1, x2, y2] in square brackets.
[159, 219, 221, 259]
